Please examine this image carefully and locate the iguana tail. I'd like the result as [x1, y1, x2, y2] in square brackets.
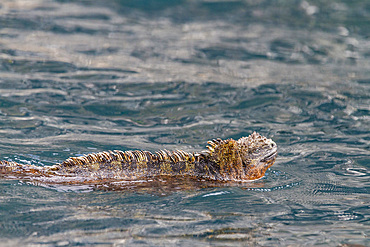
[0, 160, 58, 179]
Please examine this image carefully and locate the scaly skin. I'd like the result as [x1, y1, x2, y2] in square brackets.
[0, 132, 277, 183]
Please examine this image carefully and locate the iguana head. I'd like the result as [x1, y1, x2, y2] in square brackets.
[236, 132, 277, 180]
[207, 132, 277, 180]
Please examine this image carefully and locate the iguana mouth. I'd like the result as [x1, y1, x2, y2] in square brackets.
[261, 147, 277, 163]
[264, 151, 277, 161]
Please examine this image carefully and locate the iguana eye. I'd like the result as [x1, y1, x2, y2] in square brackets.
[254, 148, 260, 154]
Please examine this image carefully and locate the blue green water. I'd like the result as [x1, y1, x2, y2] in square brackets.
[0, 0, 369, 246]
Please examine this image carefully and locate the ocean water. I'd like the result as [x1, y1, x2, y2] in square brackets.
[0, 0, 369, 246]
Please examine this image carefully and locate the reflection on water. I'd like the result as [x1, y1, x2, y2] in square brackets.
[0, 0, 369, 246]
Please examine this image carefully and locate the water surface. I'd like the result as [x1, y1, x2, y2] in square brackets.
[0, 0, 369, 246]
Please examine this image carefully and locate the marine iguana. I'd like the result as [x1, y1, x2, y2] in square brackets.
[0, 132, 277, 184]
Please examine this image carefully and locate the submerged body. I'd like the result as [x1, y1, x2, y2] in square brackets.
[0, 132, 277, 184]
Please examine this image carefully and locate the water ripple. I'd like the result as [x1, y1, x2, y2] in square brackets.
[0, 0, 369, 246]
